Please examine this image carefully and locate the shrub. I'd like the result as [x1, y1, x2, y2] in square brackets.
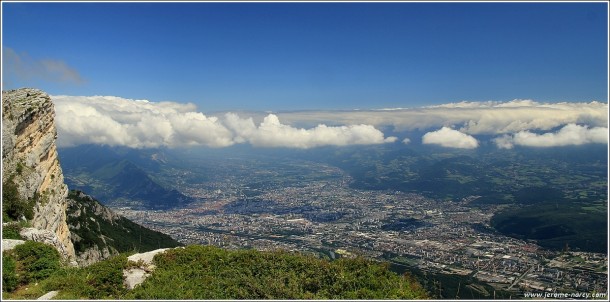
[126, 245, 429, 299]
[85, 254, 128, 299]
[2, 177, 35, 221]
[2, 223, 23, 239]
[13, 241, 61, 283]
[2, 254, 18, 292]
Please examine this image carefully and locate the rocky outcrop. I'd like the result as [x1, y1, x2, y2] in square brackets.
[1, 239, 25, 252]
[65, 190, 182, 266]
[123, 248, 173, 289]
[19, 228, 77, 265]
[2, 88, 75, 261]
[72, 242, 116, 267]
[66, 191, 120, 266]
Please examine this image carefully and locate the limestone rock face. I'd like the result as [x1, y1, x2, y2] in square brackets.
[2, 88, 75, 261]
[1, 239, 26, 252]
[124, 248, 173, 289]
[73, 244, 116, 267]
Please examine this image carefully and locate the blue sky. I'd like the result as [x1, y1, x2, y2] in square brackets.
[2, 2, 608, 112]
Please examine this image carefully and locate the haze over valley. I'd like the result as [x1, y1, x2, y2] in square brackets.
[3, 1, 608, 300]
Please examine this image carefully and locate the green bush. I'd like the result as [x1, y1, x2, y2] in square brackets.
[2, 177, 35, 221]
[126, 245, 429, 299]
[84, 254, 128, 299]
[33, 254, 129, 299]
[2, 223, 23, 239]
[2, 254, 18, 292]
[13, 241, 61, 283]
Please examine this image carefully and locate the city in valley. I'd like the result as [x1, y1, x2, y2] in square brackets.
[109, 156, 607, 299]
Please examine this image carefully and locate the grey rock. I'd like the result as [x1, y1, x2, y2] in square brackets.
[123, 268, 150, 290]
[19, 227, 74, 265]
[2, 239, 25, 252]
[37, 290, 59, 300]
[127, 248, 170, 265]
[122, 248, 173, 290]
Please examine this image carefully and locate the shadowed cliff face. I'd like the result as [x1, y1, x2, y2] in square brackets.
[2, 88, 75, 261]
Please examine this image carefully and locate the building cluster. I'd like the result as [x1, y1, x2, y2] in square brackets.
[115, 171, 608, 297]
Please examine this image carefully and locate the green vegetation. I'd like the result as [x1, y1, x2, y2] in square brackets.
[58, 148, 194, 209]
[320, 145, 607, 205]
[2, 241, 62, 293]
[309, 144, 608, 253]
[2, 177, 35, 221]
[387, 255, 514, 299]
[3, 245, 429, 300]
[491, 201, 607, 253]
[2, 254, 130, 300]
[66, 190, 182, 254]
[127, 245, 427, 299]
[2, 254, 18, 292]
[16, 161, 24, 175]
[2, 223, 23, 240]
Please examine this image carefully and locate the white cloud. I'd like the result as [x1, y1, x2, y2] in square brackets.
[493, 135, 516, 149]
[495, 124, 609, 149]
[54, 95, 236, 148]
[224, 113, 396, 149]
[51, 95, 608, 149]
[422, 127, 479, 149]
[276, 100, 608, 135]
[52, 95, 396, 149]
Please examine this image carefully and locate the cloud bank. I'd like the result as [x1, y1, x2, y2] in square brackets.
[277, 100, 608, 135]
[422, 127, 479, 149]
[494, 124, 608, 149]
[52, 95, 396, 149]
[52, 95, 607, 150]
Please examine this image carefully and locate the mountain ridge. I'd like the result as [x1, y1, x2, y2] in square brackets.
[58, 145, 194, 209]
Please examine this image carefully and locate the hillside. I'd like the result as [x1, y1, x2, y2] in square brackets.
[65, 190, 182, 266]
[59, 145, 194, 209]
[3, 245, 429, 300]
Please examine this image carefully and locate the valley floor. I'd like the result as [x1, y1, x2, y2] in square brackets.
[113, 175, 608, 298]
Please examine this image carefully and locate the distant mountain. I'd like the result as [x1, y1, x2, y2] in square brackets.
[58, 145, 194, 209]
[66, 190, 182, 266]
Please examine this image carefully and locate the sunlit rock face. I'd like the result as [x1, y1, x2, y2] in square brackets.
[2, 88, 76, 261]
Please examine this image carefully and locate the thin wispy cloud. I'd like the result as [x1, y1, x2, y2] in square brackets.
[277, 100, 608, 135]
[2, 47, 84, 86]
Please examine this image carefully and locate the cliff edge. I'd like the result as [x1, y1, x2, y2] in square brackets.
[2, 88, 76, 261]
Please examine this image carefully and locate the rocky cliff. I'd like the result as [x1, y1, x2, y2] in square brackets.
[2, 88, 76, 261]
[65, 190, 181, 266]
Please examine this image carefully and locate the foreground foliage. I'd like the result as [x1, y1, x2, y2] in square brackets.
[2, 177, 35, 222]
[2, 245, 428, 300]
[2, 223, 23, 240]
[127, 245, 428, 299]
[2, 241, 61, 293]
